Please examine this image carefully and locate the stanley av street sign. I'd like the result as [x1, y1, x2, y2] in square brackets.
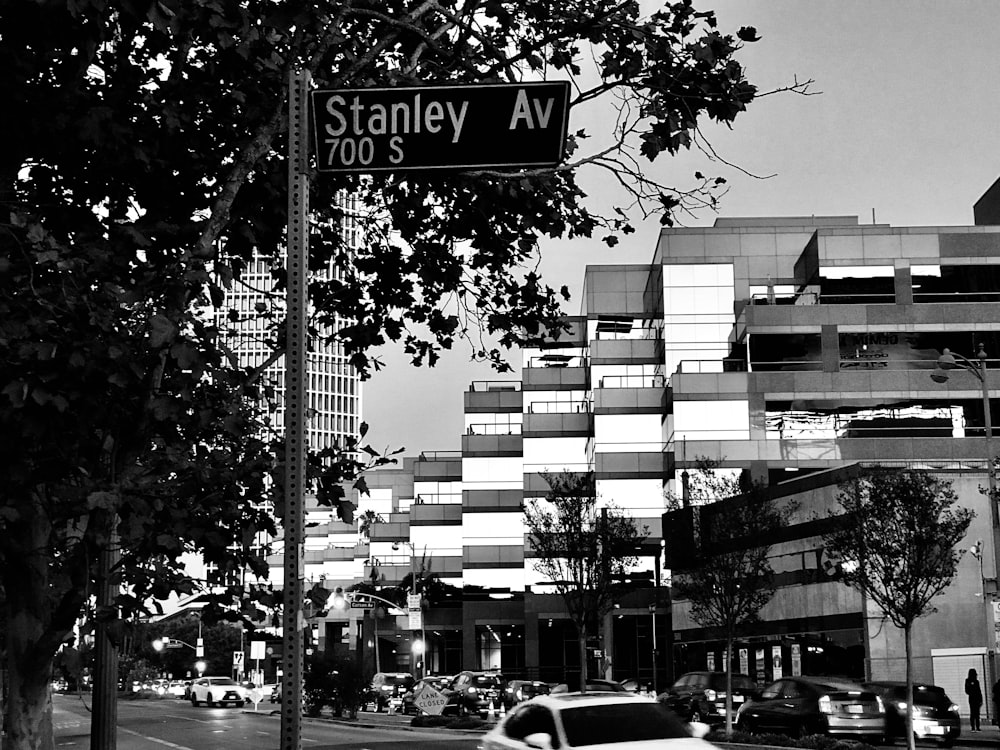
[310, 81, 570, 173]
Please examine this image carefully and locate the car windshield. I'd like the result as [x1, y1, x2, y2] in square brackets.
[473, 676, 503, 688]
[385, 675, 414, 686]
[560, 701, 691, 747]
[210, 678, 238, 686]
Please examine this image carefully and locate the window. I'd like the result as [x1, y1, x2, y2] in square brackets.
[504, 704, 561, 747]
[560, 702, 689, 746]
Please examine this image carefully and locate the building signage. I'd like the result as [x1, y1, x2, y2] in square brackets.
[310, 82, 570, 173]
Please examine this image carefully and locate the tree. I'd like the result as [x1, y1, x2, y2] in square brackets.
[671, 462, 793, 735]
[525, 472, 646, 692]
[0, 2, 803, 746]
[822, 468, 973, 750]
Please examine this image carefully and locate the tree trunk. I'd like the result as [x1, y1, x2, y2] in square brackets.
[4, 492, 57, 750]
[905, 625, 915, 750]
[577, 621, 589, 693]
[4, 656, 53, 750]
[725, 635, 734, 736]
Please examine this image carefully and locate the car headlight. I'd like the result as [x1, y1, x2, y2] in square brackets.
[704, 689, 717, 702]
[949, 703, 960, 714]
[876, 696, 884, 713]
[468, 687, 478, 694]
[818, 695, 832, 714]
[381, 685, 392, 691]
[516, 689, 523, 700]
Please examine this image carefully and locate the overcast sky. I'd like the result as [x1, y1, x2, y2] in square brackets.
[361, 0, 1000, 456]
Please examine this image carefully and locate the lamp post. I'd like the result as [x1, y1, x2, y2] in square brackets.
[393, 541, 426, 678]
[932, 344, 999, 662]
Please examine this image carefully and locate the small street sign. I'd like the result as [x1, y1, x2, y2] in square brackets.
[407, 593, 422, 611]
[350, 599, 375, 608]
[310, 81, 570, 173]
[232, 651, 244, 668]
[250, 640, 266, 660]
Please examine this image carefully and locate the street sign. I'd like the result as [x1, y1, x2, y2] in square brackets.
[232, 651, 244, 668]
[250, 640, 266, 660]
[413, 682, 447, 715]
[408, 610, 423, 630]
[351, 599, 375, 608]
[407, 593, 422, 610]
[310, 81, 570, 173]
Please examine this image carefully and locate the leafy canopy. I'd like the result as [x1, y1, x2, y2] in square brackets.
[823, 468, 974, 630]
[525, 472, 646, 625]
[672, 463, 793, 636]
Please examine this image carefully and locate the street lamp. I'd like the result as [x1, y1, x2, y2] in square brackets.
[393, 541, 426, 678]
[931, 344, 999, 658]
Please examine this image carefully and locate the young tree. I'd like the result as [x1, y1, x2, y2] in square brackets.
[525, 472, 646, 692]
[822, 469, 973, 750]
[1, 2, 806, 746]
[671, 464, 793, 735]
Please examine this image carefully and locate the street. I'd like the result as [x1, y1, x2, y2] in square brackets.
[51, 693, 999, 750]
[52, 694, 483, 750]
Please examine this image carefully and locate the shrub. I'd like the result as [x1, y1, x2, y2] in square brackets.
[409, 714, 487, 730]
[706, 730, 877, 750]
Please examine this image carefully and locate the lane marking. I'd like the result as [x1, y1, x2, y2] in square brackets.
[119, 727, 197, 750]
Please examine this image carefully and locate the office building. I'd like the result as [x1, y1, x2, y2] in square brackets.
[297, 188, 999, 714]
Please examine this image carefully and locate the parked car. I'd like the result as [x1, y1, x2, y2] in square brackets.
[481, 692, 712, 750]
[362, 671, 414, 712]
[550, 679, 628, 694]
[658, 671, 758, 726]
[189, 676, 248, 707]
[441, 671, 507, 717]
[864, 681, 961, 747]
[401, 675, 453, 715]
[504, 679, 551, 710]
[736, 676, 885, 742]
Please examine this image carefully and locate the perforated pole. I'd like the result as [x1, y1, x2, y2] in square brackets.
[281, 68, 310, 750]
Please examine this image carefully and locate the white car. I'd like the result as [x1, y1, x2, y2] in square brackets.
[480, 692, 713, 750]
[190, 676, 247, 707]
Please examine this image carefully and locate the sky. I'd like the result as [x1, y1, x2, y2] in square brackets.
[361, 0, 1000, 456]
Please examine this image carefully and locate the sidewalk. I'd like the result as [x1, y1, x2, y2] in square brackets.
[958, 719, 1000, 747]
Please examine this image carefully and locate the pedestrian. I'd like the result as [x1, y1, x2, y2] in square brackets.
[965, 668, 983, 731]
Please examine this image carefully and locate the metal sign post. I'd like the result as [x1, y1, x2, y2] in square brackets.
[281, 67, 310, 750]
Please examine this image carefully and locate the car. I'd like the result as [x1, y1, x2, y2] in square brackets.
[504, 679, 551, 710]
[481, 691, 713, 750]
[401, 675, 453, 715]
[658, 671, 758, 726]
[167, 680, 188, 698]
[864, 681, 961, 747]
[736, 676, 885, 742]
[362, 672, 414, 712]
[189, 676, 248, 707]
[441, 671, 507, 717]
[550, 679, 628, 694]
